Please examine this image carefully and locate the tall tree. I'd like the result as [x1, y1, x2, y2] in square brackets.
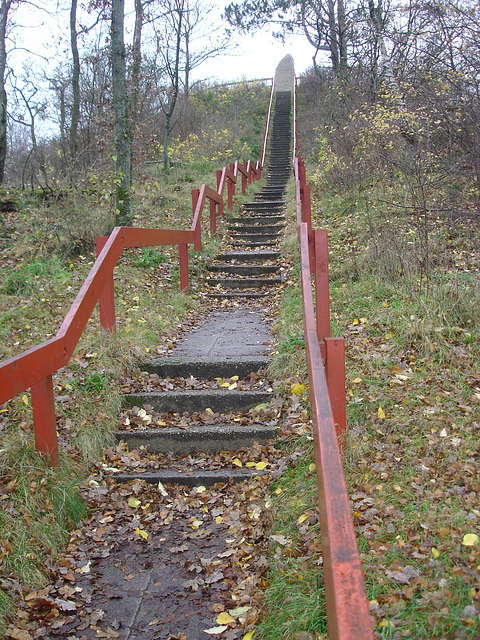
[0, 0, 12, 184]
[69, 0, 80, 159]
[111, 0, 131, 225]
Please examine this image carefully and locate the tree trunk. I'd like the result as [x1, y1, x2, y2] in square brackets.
[69, 0, 80, 160]
[130, 0, 143, 136]
[111, 0, 132, 226]
[162, 0, 183, 171]
[0, 0, 12, 185]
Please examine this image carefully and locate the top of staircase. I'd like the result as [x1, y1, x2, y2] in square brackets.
[274, 54, 295, 92]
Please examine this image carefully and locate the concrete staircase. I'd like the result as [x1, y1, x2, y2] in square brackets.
[112, 92, 292, 486]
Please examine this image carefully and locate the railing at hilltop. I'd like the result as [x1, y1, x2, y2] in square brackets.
[294, 99, 374, 638]
[0, 81, 274, 466]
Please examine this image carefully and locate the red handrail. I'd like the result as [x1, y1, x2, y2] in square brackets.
[293, 82, 373, 639]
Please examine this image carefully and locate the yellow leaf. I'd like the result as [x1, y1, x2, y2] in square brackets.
[216, 612, 235, 625]
[245, 461, 256, 467]
[191, 518, 202, 529]
[275, 487, 282, 495]
[393, 484, 402, 492]
[221, 382, 231, 388]
[352, 377, 362, 384]
[308, 463, 316, 472]
[232, 458, 243, 467]
[352, 318, 359, 325]
[359, 317, 367, 324]
[22, 394, 29, 405]
[134, 527, 148, 540]
[290, 383, 306, 395]
[385, 333, 393, 339]
[255, 461, 268, 470]
[432, 547, 440, 558]
[215, 516, 223, 524]
[298, 513, 309, 524]
[462, 533, 479, 547]
[128, 497, 141, 508]
[243, 632, 254, 640]
[205, 408, 215, 415]
[230, 376, 239, 382]
[157, 421, 167, 426]
[215, 378, 223, 385]
[378, 407, 385, 419]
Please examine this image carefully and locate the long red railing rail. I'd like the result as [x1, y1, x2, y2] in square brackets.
[0, 81, 274, 466]
[294, 96, 373, 637]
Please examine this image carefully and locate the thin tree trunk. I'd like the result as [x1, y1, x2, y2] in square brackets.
[0, 0, 12, 184]
[111, 0, 132, 226]
[130, 0, 143, 136]
[69, 0, 80, 159]
[162, 0, 183, 171]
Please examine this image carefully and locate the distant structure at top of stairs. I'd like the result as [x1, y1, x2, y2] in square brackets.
[274, 54, 295, 91]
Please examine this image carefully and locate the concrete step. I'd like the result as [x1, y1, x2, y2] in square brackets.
[230, 215, 284, 225]
[208, 264, 279, 276]
[228, 224, 284, 234]
[229, 233, 281, 243]
[124, 389, 273, 414]
[116, 422, 277, 455]
[207, 277, 282, 289]
[207, 291, 268, 299]
[139, 356, 270, 380]
[217, 250, 280, 262]
[112, 468, 268, 487]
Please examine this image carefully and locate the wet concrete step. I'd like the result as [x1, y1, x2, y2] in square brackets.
[217, 250, 280, 262]
[207, 291, 269, 299]
[124, 389, 272, 414]
[116, 422, 277, 455]
[140, 356, 269, 380]
[113, 468, 267, 487]
[229, 223, 284, 234]
[230, 241, 278, 248]
[229, 233, 281, 243]
[209, 264, 279, 276]
[230, 215, 284, 225]
[207, 277, 282, 289]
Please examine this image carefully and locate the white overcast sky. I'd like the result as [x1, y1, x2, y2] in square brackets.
[11, 1, 318, 83]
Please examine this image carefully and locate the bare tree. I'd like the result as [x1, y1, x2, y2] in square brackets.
[0, 0, 12, 184]
[111, 0, 131, 225]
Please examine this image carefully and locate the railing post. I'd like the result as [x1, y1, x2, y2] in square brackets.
[302, 184, 314, 272]
[96, 237, 116, 333]
[227, 176, 234, 211]
[31, 375, 59, 466]
[209, 198, 216, 235]
[314, 229, 331, 341]
[242, 162, 248, 194]
[325, 337, 346, 452]
[216, 169, 222, 190]
[178, 243, 189, 293]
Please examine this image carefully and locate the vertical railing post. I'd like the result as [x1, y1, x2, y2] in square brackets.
[302, 184, 314, 272]
[31, 375, 59, 466]
[209, 198, 216, 235]
[178, 244, 189, 293]
[227, 176, 234, 211]
[96, 237, 116, 333]
[216, 169, 222, 190]
[314, 230, 331, 341]
[325, 337, 346, 451]
[192, 189, 201, 250]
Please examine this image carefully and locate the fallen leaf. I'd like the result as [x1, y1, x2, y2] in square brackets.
[298, 513, 309, 524]
[134, 527, 148, 540]
[128, 497, 141, 508]
[204, 626, 228, 635]
[232, 458, 243, 467]
[462, 533, 478, 547]
[291, 383, 306, 395]
[216, 611, 235, 625]
[378, 407, 385, 419]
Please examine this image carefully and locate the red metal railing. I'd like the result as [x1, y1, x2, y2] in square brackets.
[0, 82, 273, 465]
[294, 101, 373, 637]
